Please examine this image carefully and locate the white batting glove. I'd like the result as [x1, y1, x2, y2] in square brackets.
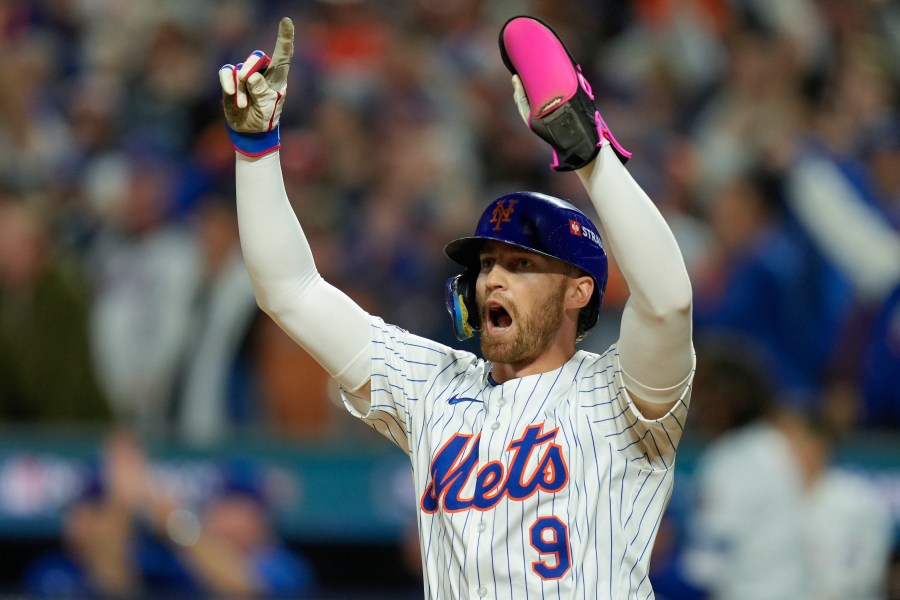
[219, 17, 294, 156]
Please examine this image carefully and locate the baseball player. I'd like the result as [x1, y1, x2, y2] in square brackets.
[220, 15, 694, 599]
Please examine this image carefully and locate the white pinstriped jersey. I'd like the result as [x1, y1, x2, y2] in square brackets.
[342, 316, 693, 600]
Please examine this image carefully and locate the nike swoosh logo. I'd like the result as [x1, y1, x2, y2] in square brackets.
[448, 396, 484, 405]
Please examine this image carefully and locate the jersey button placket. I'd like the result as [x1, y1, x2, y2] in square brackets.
[489, 396, 506, 431]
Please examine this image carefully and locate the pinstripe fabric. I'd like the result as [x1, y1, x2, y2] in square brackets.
[342, 317, 693, 599]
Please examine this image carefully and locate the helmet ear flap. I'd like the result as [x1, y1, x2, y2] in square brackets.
[445, 270, 480, 341]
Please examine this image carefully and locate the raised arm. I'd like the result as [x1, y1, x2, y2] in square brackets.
[220, 18, 372, 397]
[501, 16, 693, 417]
[577, 149, 694, 417]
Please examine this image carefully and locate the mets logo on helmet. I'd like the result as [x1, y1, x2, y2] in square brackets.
[490, 199, 517, 231]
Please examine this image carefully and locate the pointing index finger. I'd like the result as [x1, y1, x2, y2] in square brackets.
[269, 17, 295, 70]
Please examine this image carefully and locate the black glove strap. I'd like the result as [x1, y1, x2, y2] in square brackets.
[529, 89, 602, 172]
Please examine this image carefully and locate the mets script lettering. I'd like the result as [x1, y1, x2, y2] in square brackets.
[490, 199, 517, 231]
[421, 424, 568, 513]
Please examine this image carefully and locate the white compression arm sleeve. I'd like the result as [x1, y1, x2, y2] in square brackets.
[578, 145, 694, 402]
[235, 152, 372, 392]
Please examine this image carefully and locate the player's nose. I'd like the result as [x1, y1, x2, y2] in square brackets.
[484, 263, 509, 291]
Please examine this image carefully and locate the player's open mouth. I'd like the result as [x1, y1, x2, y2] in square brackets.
[486, 301, 514, 334]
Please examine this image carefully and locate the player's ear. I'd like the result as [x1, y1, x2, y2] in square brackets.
[565, 275, 594, 310]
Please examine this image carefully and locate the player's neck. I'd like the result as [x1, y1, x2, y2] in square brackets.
[489, 344, 576, 384]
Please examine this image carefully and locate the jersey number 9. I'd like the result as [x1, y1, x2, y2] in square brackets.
[529, 516, 572, 579]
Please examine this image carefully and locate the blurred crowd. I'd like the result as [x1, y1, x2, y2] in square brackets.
[652, 335, 897, 600]
[2, 0, 900, 596]
[0, 0, 898, 440]
[22, 429, 318, 598]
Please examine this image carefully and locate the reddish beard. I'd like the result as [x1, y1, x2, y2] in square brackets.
[480, 278, 567, 365]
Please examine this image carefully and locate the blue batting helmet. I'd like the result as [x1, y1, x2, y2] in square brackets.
[443, 191, 608, 340]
